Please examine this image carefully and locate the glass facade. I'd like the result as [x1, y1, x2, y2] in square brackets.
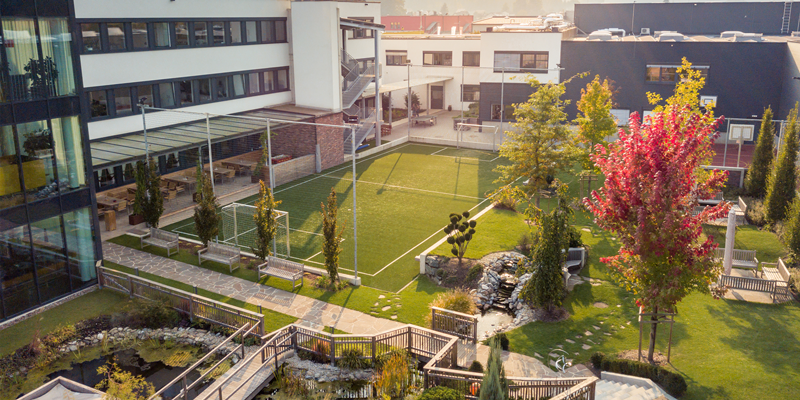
[0, 7, 99, 322]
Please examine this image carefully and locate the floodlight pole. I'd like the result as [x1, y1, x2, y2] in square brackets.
[206, 113, 216, 197]
[140, 104, 149, 161]
[267, 119, 274, 192]
[351, 125, 359, 282]
[407, 62, 411, 139]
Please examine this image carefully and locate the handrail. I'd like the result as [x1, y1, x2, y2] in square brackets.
[549, 376, 598, 400]
[185, 323, 261, 393]
[148, 323, 252, 400]
[431, 306, 477, 320]
[222, 334, 295, 400]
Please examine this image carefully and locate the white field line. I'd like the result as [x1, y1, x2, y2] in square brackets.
[429, 147, 448, 156]
[319, 175, 484, 201]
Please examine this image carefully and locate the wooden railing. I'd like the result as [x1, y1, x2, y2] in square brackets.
[97, 266, 265, 335]
[431, 307, 478, 343]
[204, 323, 596, 400]
[719, 274, 777, 295]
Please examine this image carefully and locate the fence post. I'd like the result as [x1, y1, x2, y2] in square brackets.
[431, 308, 436, 331]
[330, 335, 336, 366]
[407, 326, 412, 352]
[188, 296, 194, 322]
[128, 275, 134, 298]
[371, 336, 376, 361]
[182, 376, 188, 400]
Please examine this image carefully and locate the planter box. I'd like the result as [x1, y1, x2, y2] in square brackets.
[128, 214, 144, 225]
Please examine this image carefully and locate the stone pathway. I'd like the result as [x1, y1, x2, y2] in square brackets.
[102, 241, 583, 378]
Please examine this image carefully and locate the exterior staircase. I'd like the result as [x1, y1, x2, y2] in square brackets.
[341, 50, 375, 109]
[595, 372, 676, 400]
[782, 1, 793, 34]
[343, 109, 376, 152]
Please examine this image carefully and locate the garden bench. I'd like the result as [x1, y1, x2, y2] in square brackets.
[198, 242, 241, 273]
[563, 247, 586, 274]
[714, 248, 759, 274]
[142, 227, 179, 257]
[258, 256, 304, 289]
[760, 258, 791, 301]
[699, 191, 724, 205]
[733, 196, 747, 225]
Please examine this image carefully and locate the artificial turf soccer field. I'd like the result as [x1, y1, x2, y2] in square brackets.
[162, 143, 508, 291]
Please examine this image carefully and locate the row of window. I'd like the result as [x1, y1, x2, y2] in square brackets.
[385, 50, 549, 73]
[646, 65, 709, 83]
[79, 19, 287, 54]
[87, 68, 290, 120]
[1, 17, 77, 103]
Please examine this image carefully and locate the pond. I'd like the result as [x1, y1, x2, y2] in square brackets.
[255, 378, 373, 400]
[47, 347, 212, 399]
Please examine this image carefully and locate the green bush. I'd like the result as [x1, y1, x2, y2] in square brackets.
[567, 225, 583, 248]
[138, 301, 180, 329]
[493, 333, 509, 351]
[592, 353, 687, 398]
[339, 347, 371, 370]
[468, 360, 484, 373]
[429, 289, 478, 318]
[745, 198, 768, 227]
[466, 264, 483, 283]
[419, 386, 464, 400]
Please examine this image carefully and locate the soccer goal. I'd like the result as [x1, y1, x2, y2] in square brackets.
[456, 123, 501, 152]
[220, 202, 290, 257]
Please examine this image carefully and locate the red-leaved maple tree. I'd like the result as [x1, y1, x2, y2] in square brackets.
[584, 105, 730, 362]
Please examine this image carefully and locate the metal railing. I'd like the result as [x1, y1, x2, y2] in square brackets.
[342, 65, 375, 108]
[431, 306, 478, 343]
[97, 266, 265, 334]
[342, 50, 359, 74]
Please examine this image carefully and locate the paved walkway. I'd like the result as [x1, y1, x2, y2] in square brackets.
[102, 241, 591, 378]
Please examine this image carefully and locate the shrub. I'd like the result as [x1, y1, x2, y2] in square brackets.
[746, 198, 768, 227]
[592, 353, 687, 398]
[567, 225, 583, 248]
[139, 301, 181, 329]
[276, 365, 310, 398]
[375, 350, 415, 399]
[375, 348, 412, 371]
[784, 197, 800, 258]
[96, 362, 155, 400]
[429, 289, 478, 322]
[468, 360, 484, 373]
[419, 386, 464, 400]
[466, 264, 483, 283]
[339, 347, 371, 370]
[489, 185, 524, 211]
[517, 233, 534, 255]
[492, 333, 509, 351]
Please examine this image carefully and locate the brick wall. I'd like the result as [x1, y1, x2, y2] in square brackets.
[315, 112, 344, 170]
[271, 117, 317, 158]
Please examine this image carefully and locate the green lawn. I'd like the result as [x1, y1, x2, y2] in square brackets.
[0, 289, 132, 357]
[703, 224, 789, 263]
[430, 208, 530, 259]
[161, 143, 508, 291]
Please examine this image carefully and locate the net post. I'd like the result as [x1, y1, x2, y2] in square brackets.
[233, 203, 239, 247]
[267, 119, 274, 192]
[205, 113, 216, 197]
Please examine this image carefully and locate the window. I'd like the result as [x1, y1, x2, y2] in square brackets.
[153, 22, 170, 48]
[212, 22, 224, 45]
[423, 51, 452, 66]
[646, 65, 708, 83]
[0, 125, 23, 207]
[89, 90, 108, 117]
[350, 18, 374, 39]
[261, 21, 274, 43]
[3, 19, 40, 100]
[462, 85, 480, 102]
[158, 82, 176, 107]
[245, 21, 257, 43]
[264, 71, 275, 92]
[276, 69, 288, 91]
[63, 208, 97, 288]
[136, 85, 153, 107]
[386, 51, 407, 66]
[198, 79, 211, 103]
[178, 80, 193, 105]
[493, 51, 548, 72]
[51, 116, 86, 193]
[175, 22, 189, 47]
[275, 20, 286, 42]
[107, 23, 126, 51]
[248, 73, 260, 94]
[214, 76, 229, 100]
[229, 21, 242, 44]
[16, 120, 56, 198]
[463, 51, 480, 67]
[132, 22, 149, 49]
[491, 104, 514, 120]
[194, 22, 208, 46]
[232, 74, 246, 97]
[81, 23, 101, 52]
[38, 18, 76, 98]
[113, 87, 132, 116]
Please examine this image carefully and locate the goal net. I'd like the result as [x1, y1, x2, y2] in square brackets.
[220, 203, 290, 258]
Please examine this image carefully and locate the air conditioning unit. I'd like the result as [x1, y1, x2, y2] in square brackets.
[640, 28, 650, 35]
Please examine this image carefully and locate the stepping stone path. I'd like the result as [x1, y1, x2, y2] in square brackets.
[381, 306, 391, 312]
[565, 339, 575, 344]
[593, 302, 608, 308]
[390, 315, 397, 320]
[584, 331, 593, 336]
[378, 295, 385, 299]
[582, 344, 592, 350]
[592, 325, 601, 330]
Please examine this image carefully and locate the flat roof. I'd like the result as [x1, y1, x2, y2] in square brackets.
[566, 34, 796, 43]
[362, 76, 453, 96]
[90, 108, 310, 169]
[382, 33, 481, 40]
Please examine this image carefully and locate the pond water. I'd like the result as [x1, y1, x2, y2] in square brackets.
[255, 379, 373, 400]
[47, 348, 211, 399]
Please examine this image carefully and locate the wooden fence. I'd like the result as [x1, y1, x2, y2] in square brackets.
[719, 274, 777, 295]
[431, 306, 478, 343]
[97, 266, 265, 335]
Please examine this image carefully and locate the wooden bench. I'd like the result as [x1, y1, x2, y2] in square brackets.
[142, 227, 179, 257]
[734, 196, 747, 225]
[198, 242, 241, 273]
[761, 258, 791, 301]
[714, 248, 759, 274]
[258, 256, 304, 289]
[699, 191, 724, 205]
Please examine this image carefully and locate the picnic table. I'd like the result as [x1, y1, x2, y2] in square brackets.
[221, 159, 257, 174]
[412, 115, 437, 126]
[96, 195, 127, 212]
[204, 165, 236, 182]
[163, 175, 197, 192]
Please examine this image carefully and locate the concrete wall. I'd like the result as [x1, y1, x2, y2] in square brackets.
[74, 0, 288, 19]
[574, 2, 800, 36]
[479, 32, 562, 84]
[780, 42, 800, 119]
[560, 40, 787, 123]
[291, 2, 341, 112]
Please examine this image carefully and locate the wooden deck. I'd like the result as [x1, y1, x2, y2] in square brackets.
[197, 351, 292, 400]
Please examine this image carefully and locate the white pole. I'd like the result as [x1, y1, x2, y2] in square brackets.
[723, 208, 736, 275]
[206, 113, 215, 197]
[285, 212, 290, 257]
[267, 119, 274, 192]
[407, 63, 411, 139]
[374, 35, 381, 147]
[500, 67, 505, 134]
[141, 105, 149, 161]
[351, 125, 359, 283]
[233, 203, 239, 247]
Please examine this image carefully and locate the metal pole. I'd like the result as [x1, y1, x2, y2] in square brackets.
[461, 65, 465, 121]
[205, 113, 215, 196]
[500, 67, 505, 135]
[267, 119, 274, 192]
[374, 34, 381, 147]
[631, 1, 636, 36]
[407, 63, 411, 139]
[352, 126, 358, 282]
[233, 203, 238, 247]
[141, 105, 149, 161]
[723, 120, 729, 167]
[737, 139, 742, 168]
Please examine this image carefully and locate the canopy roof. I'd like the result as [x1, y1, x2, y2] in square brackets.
[362, 76, 453, 97]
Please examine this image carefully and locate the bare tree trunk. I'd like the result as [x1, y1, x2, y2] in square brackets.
[648, 305, 658, 363]
[536, 194, 541, 208]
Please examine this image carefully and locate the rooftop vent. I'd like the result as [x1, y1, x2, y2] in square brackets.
[587, 30, 614, 41]
[720, 31, 744, 39]
[792, 31, 800, 37]
[656, 31, 685, 41]
[732, 33, 763, 42]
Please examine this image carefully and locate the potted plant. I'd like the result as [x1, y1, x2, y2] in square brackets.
[24, 56, 58, 99]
